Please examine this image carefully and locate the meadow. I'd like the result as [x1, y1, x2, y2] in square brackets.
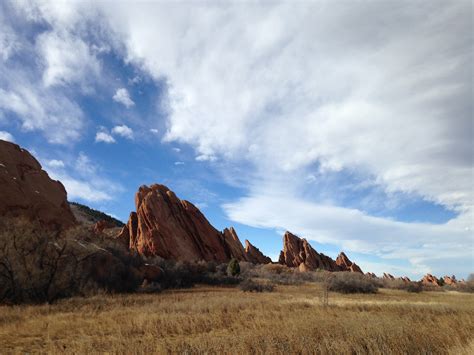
[1, 283, 473, 354]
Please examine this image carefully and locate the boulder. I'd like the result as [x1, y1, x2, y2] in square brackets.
[335, 252, 363, 273]
[0, 140, 76, 230]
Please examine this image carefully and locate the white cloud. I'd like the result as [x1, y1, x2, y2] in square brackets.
[223, 192, 474, 279]
[95, 131, 116, 144]
[196, 154, 216, 162]
[112, 124, 134, 139]
[44, 153, 123, 203]
[113, 88, 134, 108]
[46, 159, 64, 168]
[174, 161, 184, 166]
[0, 130, 14, 142]
[172, 147, 180, 153]
[37, 30, 100, 89]
[150, 128, 159, 135]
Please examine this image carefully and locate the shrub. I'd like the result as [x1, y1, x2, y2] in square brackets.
[227, 258, 240, 276]
[0, 218, 143, 304]
[239, 279, 274, 292]
[328, 272, 378, 294]
[406, 282, 423, 293]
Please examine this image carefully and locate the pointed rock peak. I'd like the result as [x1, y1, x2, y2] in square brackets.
[125, 183, 231, 262]
[244, 239, 271, 264]
[335, 251, 363, 273]
[421, 273, 440, 286]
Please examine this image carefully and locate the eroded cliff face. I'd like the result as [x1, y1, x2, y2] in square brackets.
[278, 231, 363, 273]
[119, 184, 271, 264]
[0, 140, 76, 230]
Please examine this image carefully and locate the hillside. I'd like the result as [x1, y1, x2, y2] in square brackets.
[69, 202, 125, 227]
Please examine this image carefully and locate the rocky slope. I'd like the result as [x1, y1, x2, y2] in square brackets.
[0, 139, 76, 229]
[118, 184, 271, 263]
[277, 231, 362, 273]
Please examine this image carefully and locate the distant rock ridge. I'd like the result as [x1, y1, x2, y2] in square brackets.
[277, 231, 363, 273]
[0, 139, 76, 230]
[118, 184, 271, 264]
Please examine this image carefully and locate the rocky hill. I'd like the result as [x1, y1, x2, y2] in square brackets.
[69, 201, 125, 227]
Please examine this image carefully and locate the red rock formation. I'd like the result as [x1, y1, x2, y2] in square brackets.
[335, 252, 363, 273]
[278, 231, 340, 271]
[400, 276, 411, 283]
[366, 272, 377, 278]
[244, 240, 271, 264]
[443, 275, 457, 286]
[120, 184, 271, 264]
[0, 140, 76, 229]
[383, 273, 395, 280]
[222, 227, 247, 261]
[421, 273, 440, 287]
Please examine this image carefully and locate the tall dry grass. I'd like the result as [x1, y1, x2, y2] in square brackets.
[0, 283, 473, 354]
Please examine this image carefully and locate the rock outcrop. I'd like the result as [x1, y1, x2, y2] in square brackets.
[383, 273, 395, 280]
[443, 275, 457, 286]
[421, 273, 440, 287]
[119, 184, 270, 264]
[335, 252, 363, 273]
[244, 239, 272, 264]
[277, 231, 362, 272]
[0, 140, 76, 229]
[222, 227, 247, 261]
[366, 272, 377, 278]
[278, 231, 339, 271]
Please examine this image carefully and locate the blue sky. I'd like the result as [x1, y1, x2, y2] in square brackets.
[0, 0, 472, 279]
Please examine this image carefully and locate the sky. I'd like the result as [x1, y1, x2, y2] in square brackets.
[0, 0, 472, 279]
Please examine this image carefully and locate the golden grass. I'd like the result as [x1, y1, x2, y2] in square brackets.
[0, 284, 473, 354]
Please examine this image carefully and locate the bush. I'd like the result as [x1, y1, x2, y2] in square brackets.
[328, 272, 378, 294]
[0, 218, 143, 304]
[227, 258, 240, 276]
[406, 282, 423, 293]
[239, 279, 274, 292]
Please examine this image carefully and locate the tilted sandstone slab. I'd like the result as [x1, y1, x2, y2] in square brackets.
[244, 239, 272, 264]
[421, 273, 440, 286]
[278, 231, 342, 271]
[0, 140, 76, 229]
[119, 184, 271, 263]
[335, 252, 363, 273]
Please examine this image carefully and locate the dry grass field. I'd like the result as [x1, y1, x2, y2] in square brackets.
[0, 283, 473, 354]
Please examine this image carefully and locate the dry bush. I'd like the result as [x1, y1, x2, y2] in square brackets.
[144, 256, 239, 290]
[242, 263, 333, 285]
[0, 218, 143, 304]
[328, 272, 378, 294]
